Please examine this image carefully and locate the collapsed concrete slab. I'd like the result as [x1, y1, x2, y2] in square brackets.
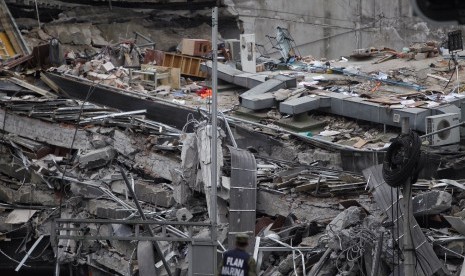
[87, 199, 133, 219]
[135, 182, 174, 208]
[134, 152, 180, 182]
[0, 107, 89, 149]
[0, 184, 59, 206]
[413, 190, 452, 216]
[113, 130, 180, 181]
[78, 146, 116, 169]
[257, 189, 342, 223]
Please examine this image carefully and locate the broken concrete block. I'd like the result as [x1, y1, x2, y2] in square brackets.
[413, 190, 452, 216]
[172, 176, 191, 205]
[326, 206, 364, 233]
[176, 208, 193, 222]
[18, 186, 59, 206]
[91, 137, 109, 149]
[101, 62, 115, 72]
[82, 62, 93, 73]
[134, 151, 180, 181]
[414, 52, 428, 60]
[180, 133, 198, 182]
[70, 183, 104, 199]
[134, 182, 174, 208]
[91, 248, 130, 274]
[273, 89, 291, 101]
[87, 199, 132, 219]
[38, 29, 52, 41]
[78, 146, 116, 169]
[113, 130, 138, 156]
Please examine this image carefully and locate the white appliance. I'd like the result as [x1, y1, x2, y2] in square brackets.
[224, 39, 240, 62]
[240, 34, 256, 73]
[425, 113, 460, 146]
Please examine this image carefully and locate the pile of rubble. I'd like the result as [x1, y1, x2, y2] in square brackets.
[4, 2, 465, 275]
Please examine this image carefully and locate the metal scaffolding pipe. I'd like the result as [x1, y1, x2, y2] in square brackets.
[211, 6, 219, 275]
[121, 169, 173, 276]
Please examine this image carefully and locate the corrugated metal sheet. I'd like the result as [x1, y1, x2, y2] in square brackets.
[363, 165, 445, 276]
[228, 147, 257, 253]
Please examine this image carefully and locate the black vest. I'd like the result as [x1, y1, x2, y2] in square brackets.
[220, 249, 250, 276]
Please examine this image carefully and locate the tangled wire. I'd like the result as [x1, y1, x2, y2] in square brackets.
[334, 226, 378, 273]
[382, 131, 424, 187]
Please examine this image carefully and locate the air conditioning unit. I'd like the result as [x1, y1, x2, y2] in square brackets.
[425, 113, 460, 146]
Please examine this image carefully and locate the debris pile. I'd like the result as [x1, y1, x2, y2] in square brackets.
[2, 2, 465, 275]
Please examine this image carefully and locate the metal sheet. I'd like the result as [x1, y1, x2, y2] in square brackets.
[190, 243, 215, 276]
[444, 216, 465, 236]
[228, 147, 257, 253]
[5, 209, 37, 224]
[137, 241, 158, 276]
[363, 165, 445, 276]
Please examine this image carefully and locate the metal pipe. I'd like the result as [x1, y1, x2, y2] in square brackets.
[403, 178, 415, 276]
[267, 237, 305, 275]
[120, 169, 173, 276]
[420, 121, 465, 139]
[16, 235, 45, 271]
[309, 248, 331, 276]
[211, 6, 219, 275]
[133, 31, 154, 43]
[34, 0, 40, 29]
[370, 231, 384, 276]
[79, 109, 146, 122]
[219, 112, 237, 148]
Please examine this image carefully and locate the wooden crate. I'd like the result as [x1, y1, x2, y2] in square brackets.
[162, 52, 206, 78]
[181, 38, 211, 57]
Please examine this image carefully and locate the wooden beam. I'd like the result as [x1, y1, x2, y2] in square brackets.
[9, 77, 56, 98]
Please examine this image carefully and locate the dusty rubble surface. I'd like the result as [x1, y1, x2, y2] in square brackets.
[4, 1, 465, 276]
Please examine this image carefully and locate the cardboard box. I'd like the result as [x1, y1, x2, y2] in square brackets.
[181, 39, 211, 57]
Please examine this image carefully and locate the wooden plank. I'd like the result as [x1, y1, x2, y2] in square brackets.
[9, 77, 56, 98]
[365, 97, 400, 105]
[407, 101, 426, 107]
[427, 73, 449, 82]
[170, 68, 181, 89]
[353, 138, 368, 149]
[294, 178, 326, 192]
[40, 73, 66, 95]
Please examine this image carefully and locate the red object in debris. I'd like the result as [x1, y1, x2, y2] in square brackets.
[196, 87, 212, 98]
[371, 81, 382, 93]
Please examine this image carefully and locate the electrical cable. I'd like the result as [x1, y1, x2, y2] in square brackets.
[233, 6, 359, 23]
[390, 187, 395, 271]
[444, 61, 457, 91]
[382, 131, 422, 187]
[396, 187, 401, 276]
